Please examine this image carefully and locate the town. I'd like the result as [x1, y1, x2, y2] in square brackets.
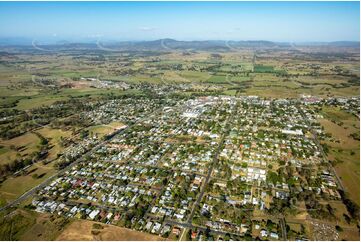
[0, 3, 359, 238]
[13, 94, 357, 241]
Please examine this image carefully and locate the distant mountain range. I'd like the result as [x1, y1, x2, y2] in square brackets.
[0, 38, 359, 50]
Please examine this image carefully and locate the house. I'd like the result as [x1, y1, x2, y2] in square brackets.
[70, 206, 78, 214]
[270, 232, 279, 239]
[106, 212, 113, 220]
[151, 206, 158, 214]
[260, 229, 268, 237]
[201, 203, 212, 215]
[145, 221, 153, 231]
[191, 231, 198, 239]
[113, 213, 120, 221]
[172, 227, 181, 235]
[161, 225, 171, 235]
[174, 213, 184, 220]
[89, 209, 100, 220]
[151, 222, 161, 233]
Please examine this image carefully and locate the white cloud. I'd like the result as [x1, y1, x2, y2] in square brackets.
[139, 26, 157, 31]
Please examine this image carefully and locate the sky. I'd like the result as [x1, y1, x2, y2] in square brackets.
[0, 1, 359, 42]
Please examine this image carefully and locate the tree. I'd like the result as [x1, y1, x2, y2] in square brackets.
[335, 225, 343, 232]
[343, 214, 351, 224]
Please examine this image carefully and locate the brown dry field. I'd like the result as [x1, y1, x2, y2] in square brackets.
[19, 211, 67, 241]
[318, 113, 360, 205]
[56, 220, 167, 241]
[0, 132, 40, 165]
[338, 228, 361, 241]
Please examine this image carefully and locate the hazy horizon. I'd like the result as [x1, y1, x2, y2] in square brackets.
[0, 1, 359, 43]
[0, 37, 360, 46]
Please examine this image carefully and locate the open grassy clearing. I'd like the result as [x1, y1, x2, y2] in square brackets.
[291, 75, 351, 86]
[246, 84, 359, 98]
[245, 86, 300, 98]
[0, 145, 18, 166]
[19, 211, 70, 241]
[0, 86, 41, 97]
[178, 70, 211, 82]
[252, 74, 299, 89]
[228, 75, 251, 83]
[87, 121, 125, 138]
[322, 86, 359, 97]
[56, 219, 166, 241]
[0, 162, 56, 204]
[14, 88, 143, 110]
[206, 75, 227, 84]
[162, 71, 192, 83]
[0, 208, 69, 241]
[124, 74, 162, 84]
[321, 106, 359, 123]
[222, 89, 237, 96]
[319, 119, 358, 149]
[0, 132, 40, 165]
[0, 67, 33, 85]
[332, 150, 360, 205]
[326, 200, 356, 227]
[16, 95, 69, 110]
[37, 127, 73, 159]
[318, 107, 360, 204]
[47, 69, 101, 78]
[338, 227, 361, 241]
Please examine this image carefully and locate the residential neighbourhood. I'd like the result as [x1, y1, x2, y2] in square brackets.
[21, 94, 358, 241]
